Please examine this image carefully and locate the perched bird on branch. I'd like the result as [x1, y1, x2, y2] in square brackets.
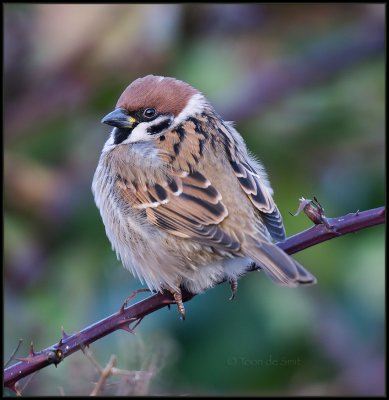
[92, 75, 316, 319]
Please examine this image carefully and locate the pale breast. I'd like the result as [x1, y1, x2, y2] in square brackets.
[92, 135, 262, 293]
[92, 146, 188, 292]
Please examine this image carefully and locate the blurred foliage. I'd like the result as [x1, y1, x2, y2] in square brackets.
[4, 4, 385, 396]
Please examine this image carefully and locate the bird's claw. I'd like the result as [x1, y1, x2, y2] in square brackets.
[228, 279, 238, 301]
[172, 290, 186, 320]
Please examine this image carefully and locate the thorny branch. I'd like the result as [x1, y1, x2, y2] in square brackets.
[4, 205, 385, 392]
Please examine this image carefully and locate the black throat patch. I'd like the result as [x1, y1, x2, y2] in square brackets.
[113, 127, 133, 144]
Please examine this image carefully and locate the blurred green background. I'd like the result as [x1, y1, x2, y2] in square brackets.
[4, 4, 385, 396]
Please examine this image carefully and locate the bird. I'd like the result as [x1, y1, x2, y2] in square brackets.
[92, 75, 316, 319]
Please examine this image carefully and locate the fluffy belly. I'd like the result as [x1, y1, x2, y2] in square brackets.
[93, 158, 252, 294]
[181, 256, 252, 293]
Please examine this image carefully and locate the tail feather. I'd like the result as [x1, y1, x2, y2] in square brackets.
[245, 241, 316, 287]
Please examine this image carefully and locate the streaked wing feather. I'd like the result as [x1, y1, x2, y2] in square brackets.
[247, 241, 317, 286]
[260, 209, 286, 242]
[230, 157, 286, 241]
[118, 171, 240, 252]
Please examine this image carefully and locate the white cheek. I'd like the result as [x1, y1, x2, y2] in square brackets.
[172, 92, 209, 128]
[122, 115, 172, 144]
[123, 123, 149, 144]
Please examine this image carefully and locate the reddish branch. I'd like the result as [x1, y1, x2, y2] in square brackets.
[4, 206, 385, 392]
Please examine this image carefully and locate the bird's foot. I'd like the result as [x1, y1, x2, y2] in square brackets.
[173, 290, 186, 320]
[165, 288, 186, 320]
[228, 278, 238, 301]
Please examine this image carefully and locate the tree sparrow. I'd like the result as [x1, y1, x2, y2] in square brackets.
[92, 75, 316, 319]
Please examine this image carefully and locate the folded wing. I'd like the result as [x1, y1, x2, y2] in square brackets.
[117, 170, 240, 252]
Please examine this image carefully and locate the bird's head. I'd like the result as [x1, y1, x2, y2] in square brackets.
[102, 75, 209, 147]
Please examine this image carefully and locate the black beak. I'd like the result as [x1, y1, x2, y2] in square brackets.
[101, 108, 136, 129]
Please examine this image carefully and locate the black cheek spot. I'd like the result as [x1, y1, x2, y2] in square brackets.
[160, 135, 165, 141]
[147, 118, 172, 135]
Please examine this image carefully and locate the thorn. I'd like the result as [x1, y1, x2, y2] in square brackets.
[79, 343, 86, 354]
[119, 325, 136, 335]
[14, 382, 22, 396]
[61, 326, 70, 340]
[129, 317, 144, 331]
[58, 325, 71, 347]
[28, 341, 35, 357]
[322, 217, 341, 235]
[119, 288, 151, 313]
[355, 209, 360, 216]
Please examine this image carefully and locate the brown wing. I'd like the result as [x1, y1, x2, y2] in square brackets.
[117, 170, 240, 252]
[229, 158, 286, 241]
[215, 120, 286, 241]
[211, 121, 316, 285]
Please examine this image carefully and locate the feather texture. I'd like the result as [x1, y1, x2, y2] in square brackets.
[93, 75, 316, 302]
[116, 170, 241, 252]
[214, 119, 286, 241]
[245, 239, 316, 286]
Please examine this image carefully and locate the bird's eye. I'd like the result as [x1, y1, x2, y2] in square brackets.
[143, 108, 157, 119]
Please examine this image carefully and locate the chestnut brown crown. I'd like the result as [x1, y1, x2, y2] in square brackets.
[116, 75, 199, 116]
